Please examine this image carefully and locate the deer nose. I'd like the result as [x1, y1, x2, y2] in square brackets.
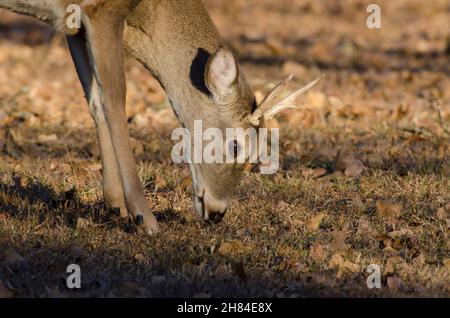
[195, 194, 228, 223]
[207, 210, 226, 224]
[203, 197, 228, 223]
[193, 185, 228, 222]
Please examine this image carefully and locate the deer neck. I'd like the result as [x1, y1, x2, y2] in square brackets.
[124, 0, 224, 124]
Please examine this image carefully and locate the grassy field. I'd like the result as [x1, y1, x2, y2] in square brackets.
[0, 0, 449, 297]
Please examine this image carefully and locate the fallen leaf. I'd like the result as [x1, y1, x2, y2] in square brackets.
[376, 234, 402, 252]
[0, 281, 14, 298]
[328, 253, 343, 269]
[12, 174, 28, 188]
[412, 254, 426, 267]
[133, 253, 148, 264]
[386, 276, 403, 291]
[356, 216, 377, 237]
[309, 243, 326, 262]
[335, 149, 365, 177]
[443, 258, 450, 269]
[436, 208, 446, 220]
[385, 256, 403, 274]
[132, 113, 150, 131]
[291, 218, 305, 227]
[376, 200, 402, 218]
[277, 245, 300, 270]
[365, 152, 384, 166]
[301, 167, 314, 178]
[293, 263, 309, 274]
[76, 217, 91, 230]
[329, 230, 350, 252]
[218, 240, 250, 257]
[301, 167, 327, 179]
[444, 202, 450, 211]
[351, 198, 365, 211]
[60, 163, 72, 174]
[328, 253, 361, 278]
[383, 246, 398, 256]
[388, 228, 415, 238]
[307, 212, 325, 232]
[437, 203, 450, 221]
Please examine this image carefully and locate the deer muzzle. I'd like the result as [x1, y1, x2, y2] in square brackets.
[193, 188, 227, 223]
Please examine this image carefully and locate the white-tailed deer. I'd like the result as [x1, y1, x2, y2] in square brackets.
[0, 0, 321, 234]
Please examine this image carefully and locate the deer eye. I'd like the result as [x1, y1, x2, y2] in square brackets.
[227, 139, 242, 159]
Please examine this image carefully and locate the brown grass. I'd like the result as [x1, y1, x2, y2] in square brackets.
[0, 0, 449, 297]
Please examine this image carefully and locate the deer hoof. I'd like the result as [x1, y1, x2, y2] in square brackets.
[109, 207, 121, 216]
[135, 215, 144, 226]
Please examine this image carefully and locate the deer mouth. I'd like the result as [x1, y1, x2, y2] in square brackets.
[193, 189, 226, 223]
[189, 164, 227, 223]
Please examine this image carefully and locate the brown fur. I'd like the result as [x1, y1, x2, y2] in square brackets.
[0, 0, 256, 233]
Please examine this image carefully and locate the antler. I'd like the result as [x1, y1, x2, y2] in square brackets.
[247, 75, 324, 126]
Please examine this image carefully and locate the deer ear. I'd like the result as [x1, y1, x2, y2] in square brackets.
[205, 47, 238, 102]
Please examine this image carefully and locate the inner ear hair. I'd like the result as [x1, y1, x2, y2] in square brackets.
[205, 46, 239, 100]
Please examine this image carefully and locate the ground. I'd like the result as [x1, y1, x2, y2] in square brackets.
[0, 0, 449, 297]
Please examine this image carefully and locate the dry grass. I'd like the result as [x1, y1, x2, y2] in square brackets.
[0, 0, 449, 297]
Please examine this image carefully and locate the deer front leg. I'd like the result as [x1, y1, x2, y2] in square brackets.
[81, 9, 159, 234]
[67, 32, 128, 219]
[91, 82, 130, 219]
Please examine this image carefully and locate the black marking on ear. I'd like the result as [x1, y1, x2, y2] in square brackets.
[190, 48, 211, 96]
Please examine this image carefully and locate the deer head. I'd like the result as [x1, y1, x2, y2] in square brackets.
[182, 47, 323, 222]
[124, 1, 322, 224]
